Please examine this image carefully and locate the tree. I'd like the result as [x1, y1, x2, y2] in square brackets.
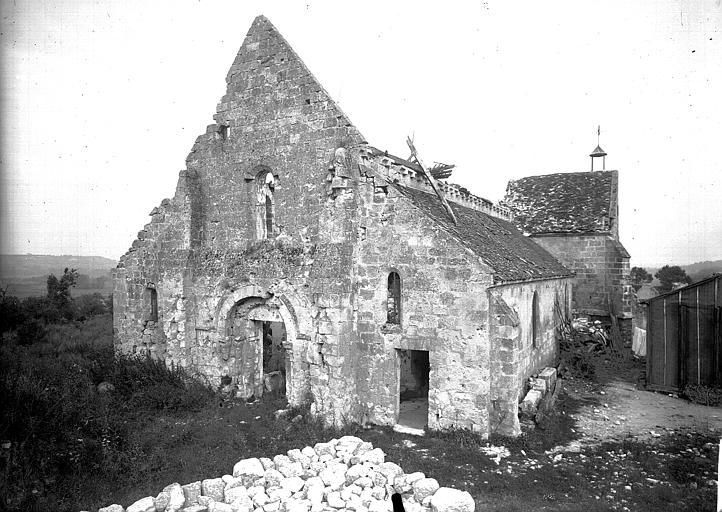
[654, 265, 692, 293]
[46, 268, 78, 320]
[630, 266, 653, 292]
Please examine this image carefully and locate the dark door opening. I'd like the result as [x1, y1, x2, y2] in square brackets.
[397, 349, 429, 429]
[262, 321, 287, 396]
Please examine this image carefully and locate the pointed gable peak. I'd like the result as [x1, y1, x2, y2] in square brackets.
[221, 15, 364, 143]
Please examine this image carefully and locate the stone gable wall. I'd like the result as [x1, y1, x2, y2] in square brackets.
[183, 16, 364, 250]
[113, 15, 365, 414]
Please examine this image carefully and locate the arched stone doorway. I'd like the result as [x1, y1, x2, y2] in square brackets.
[224, 298, 288, 399]
[215, 285, 311, 404]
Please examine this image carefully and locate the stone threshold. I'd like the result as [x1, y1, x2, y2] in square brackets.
[393, 424, 425, 436]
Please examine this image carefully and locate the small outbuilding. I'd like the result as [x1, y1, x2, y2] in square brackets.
[645, 274, 721, 392]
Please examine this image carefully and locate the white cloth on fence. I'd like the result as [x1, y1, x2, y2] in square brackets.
[632, 326, 647, 357]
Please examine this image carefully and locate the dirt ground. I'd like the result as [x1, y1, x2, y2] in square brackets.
[560, 353, 722, 447]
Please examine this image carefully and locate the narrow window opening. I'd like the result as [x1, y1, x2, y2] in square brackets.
[532, 291, 540, 349]
[387, 272, 401, 324]
[305, 99, 311, 105]
[219, 124, 229, 140]
[256, 171, 276, 240]
[148, 288, 158, 322]
[265, 195, 273, 238]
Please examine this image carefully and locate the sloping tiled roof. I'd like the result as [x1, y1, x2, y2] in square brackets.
[502, 171, 616, 234]
[390, 183, 573, 283]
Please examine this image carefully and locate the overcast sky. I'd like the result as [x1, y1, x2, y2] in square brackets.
[1, 0, 720, 267]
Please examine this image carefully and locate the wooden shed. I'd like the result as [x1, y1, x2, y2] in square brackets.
[645, 274, 721, 392]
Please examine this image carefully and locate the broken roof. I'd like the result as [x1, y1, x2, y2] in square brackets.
[502, 171, 617, 235]
[390, 183, 573, 283]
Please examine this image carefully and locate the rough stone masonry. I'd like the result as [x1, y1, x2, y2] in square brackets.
[113, 15, 574, 437]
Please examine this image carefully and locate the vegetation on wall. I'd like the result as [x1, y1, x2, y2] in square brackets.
[194, 237, 315, 280]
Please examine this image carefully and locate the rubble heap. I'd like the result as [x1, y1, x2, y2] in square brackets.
[93, 436, 474, 512]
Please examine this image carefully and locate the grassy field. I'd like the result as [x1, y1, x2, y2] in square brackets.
[0, 315, 718, 512]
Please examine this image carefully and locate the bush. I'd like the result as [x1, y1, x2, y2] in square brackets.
[0, 315, 217, 511]
[559, 350, 596, 380]
[15, 319, 46, 345]
[110, 354, 215, 412]
[74, 293, 111, 320]
[0, 287, 110, 345]
[0, 290, 24, 333]
[682, 384, 722, 407]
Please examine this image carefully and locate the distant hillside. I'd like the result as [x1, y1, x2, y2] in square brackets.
[683, 260, 722, 282]
[0, 254, 116, 298]
[0, 254, 116, 279]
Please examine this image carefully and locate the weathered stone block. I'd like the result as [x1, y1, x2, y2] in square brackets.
[538, 367, 557, 390]
[520, 389, 543, 415]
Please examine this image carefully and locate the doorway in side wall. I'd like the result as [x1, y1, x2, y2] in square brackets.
[396, 349, 430, 430]
[260, 320, 287, 397]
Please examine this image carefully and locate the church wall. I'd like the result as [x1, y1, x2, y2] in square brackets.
[488, 278, 571, 436]
[532, 234, 631, 317]
[352, 175, 495, 434]
[113, 170, 199, 361]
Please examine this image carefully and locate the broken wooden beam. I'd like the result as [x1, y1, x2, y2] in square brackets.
[429, 163, 455, 179]
[406, 137, 458, 225]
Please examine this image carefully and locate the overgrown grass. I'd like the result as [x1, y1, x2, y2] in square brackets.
[0, 314, 217, 511]
[1, 315, 718, 512]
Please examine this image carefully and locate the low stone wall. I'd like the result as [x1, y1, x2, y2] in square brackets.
[92, 436, 474, 512]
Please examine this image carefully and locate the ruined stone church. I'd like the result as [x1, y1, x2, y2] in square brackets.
[113, 15, 575, 437]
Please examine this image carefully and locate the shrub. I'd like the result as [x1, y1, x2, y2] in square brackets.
[0, 289, 25, 333]
[0, 316, 217, 511]
[74, 293, 111, 320]
[559, 350, 596, 380]
[15, 319, 46, 345]
[115, 357, 215, 412]
[682, 384, 722, 407]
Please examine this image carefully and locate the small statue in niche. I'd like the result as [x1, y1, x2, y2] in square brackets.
[326, 147, 350, 199]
